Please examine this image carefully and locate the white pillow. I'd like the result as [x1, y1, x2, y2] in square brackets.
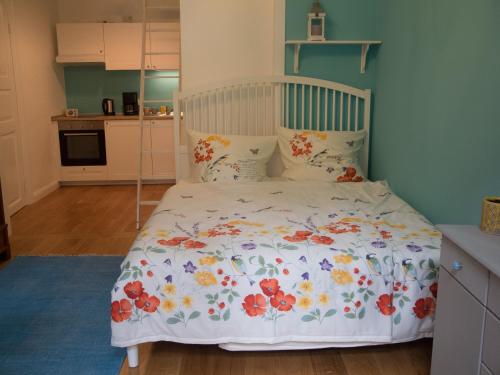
[277, 127, 366, 182]
[188, 130, 277, 183]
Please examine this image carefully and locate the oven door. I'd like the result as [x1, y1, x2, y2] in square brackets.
[59, 129, 106, 166]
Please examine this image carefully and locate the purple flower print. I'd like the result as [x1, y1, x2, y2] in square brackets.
[319, 258, 333, 271]
[165, 275, 173, 283]
[164, 258, 171, 266]
[407, 244, 423, 252]
[241, 243, 257, 251]
[183, 261, 197, 274]
[299, 255, 307, 263]
[371, 241, 387, 249]
[328, 213, 338, 219]
[301, 272, 310, 280]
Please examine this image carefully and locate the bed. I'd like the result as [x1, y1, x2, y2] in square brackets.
[111, 76, 441, 367]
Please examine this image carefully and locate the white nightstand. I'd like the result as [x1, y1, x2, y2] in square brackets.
[431, 225, 500, 375]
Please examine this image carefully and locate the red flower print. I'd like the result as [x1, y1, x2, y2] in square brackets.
[218, 302, 225, 309]
[270, 290, 296, 312]
[413, 297, 436, 319]
[158, 237, 190, 247]
[289, 133, 313, 157]
[429, 282, 438, 298]
[380, 230, 392, 239]
[367, 279, 373, 286]
[326, 222, 361, 234]
[259, 278, 280, 297]
[183, 240, 207, 249]
[140, 259, 148, 266]
[283, 268, 289, 275]
[336, 167, 363, 183]
[231, 280, 237, 287]
[217, 269, 223, 275]
[310, 235, 334, 245]
[135, 293, 160, 313]
[376, 294, 396, 316]
[295, 230, 313, 238]
[353, 267, 360, 274]
[242, 294, 267, 317]
[224, 276, 230, 281]
[221, 281, 228, 287]
[208, 308, 215, 315]
[147, 271, 153, 277]
[355, 301, 362, 308]
[111, 299, 132, 323]
[283, 230, 312, 243]
[275, 258, 283, 264]
[344, 306, 350, 313]
[194, 139, 214, 164]
[124, 281, 144, 300]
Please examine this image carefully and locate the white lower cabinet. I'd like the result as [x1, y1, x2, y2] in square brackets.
[60, 166, 107, 181]
[105, 120, 174, 181]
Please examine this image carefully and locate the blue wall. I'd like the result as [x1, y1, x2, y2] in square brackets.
[64, 66, 179, 114]
[285, 0, 500, 224]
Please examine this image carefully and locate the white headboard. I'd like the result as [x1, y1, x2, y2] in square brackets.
[173, 76, 371, 181]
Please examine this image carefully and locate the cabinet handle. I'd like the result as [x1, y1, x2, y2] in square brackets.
[451, 261, 463, 271]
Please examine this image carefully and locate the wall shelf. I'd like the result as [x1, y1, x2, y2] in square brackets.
[285, 40, 382, 74]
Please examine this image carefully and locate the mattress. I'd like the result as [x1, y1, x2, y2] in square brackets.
[111, 180, 441, 348]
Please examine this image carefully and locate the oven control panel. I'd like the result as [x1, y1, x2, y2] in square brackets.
[58, 120, 104, 131]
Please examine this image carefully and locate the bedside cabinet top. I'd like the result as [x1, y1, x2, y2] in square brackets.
[438, 225, 500, 277]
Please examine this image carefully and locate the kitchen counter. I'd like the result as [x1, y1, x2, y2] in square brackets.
[51, 114, 174, 121]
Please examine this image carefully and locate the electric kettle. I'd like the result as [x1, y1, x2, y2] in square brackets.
[102, 98, 115, 115]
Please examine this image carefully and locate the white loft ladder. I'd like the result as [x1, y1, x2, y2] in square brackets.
[136, 0, 179, 229]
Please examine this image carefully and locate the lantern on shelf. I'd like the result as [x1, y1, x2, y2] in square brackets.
[307, 0, 326, 41]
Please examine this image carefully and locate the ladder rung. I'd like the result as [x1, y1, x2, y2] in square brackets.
[143, 99, 173, 103]
[147, 29, 176, 33]
[145, 52, 178, 56]
[140, 200, 160, 206]
[145, 75, 179, 79]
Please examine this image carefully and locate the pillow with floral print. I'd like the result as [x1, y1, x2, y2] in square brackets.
[188, 130, 277, 183]
[277, 127, 366, 182]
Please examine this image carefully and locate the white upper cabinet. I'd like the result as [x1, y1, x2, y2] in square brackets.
[147, 23, 180, 70]
[56, 23, 105, 63]
[103, 23, 142, 70]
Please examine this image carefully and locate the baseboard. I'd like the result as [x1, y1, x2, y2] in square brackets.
[60, 179, 175, 186]
[30, 180, 60, 203]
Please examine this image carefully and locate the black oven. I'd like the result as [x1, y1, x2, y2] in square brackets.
[58, 121, 106, 166]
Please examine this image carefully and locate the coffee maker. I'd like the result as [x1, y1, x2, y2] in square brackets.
[122, 92, 139, 115]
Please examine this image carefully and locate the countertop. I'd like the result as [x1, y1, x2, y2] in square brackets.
[438, 224, 500, 278]
[51, 114, 174, 121]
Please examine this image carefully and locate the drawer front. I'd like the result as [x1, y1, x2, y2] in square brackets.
[60, 166, 108, 181]
[483, 312, 500, 375]
[488, 274, 500, 319]
[440, 237, 489, 303]
[481, 364, 494, 375]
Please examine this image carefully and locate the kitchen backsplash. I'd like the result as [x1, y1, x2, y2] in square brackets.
[64, 66, 179, 114]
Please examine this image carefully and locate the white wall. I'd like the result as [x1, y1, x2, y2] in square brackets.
[57, 0, 179, 23]
[10, 0, 66, 202]
[180, 0, 277, 90]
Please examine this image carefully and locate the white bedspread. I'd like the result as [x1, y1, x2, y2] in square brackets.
[111, 180, 441, 348]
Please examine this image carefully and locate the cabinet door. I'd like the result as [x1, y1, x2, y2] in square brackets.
[56, 23, 104, 62]
[105, 121, 151, 180]
[104, 23, 142, 70]
[147, 23, 180, 70]
[431, 269, 485, 375]
[150, 120, 175, 179]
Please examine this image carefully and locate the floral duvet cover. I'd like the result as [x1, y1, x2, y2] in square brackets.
[111, 180, 441, 348]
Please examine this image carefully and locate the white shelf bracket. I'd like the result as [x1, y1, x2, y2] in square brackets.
[293, 44, 301, 74]
[360, 43, 370, 74]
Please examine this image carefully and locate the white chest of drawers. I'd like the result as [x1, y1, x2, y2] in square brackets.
[431, 225, 500, 375]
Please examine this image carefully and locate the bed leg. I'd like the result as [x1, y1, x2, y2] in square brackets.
[127, 345, 139, 368]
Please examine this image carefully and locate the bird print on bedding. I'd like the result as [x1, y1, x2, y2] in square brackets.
[111, 180, 441, 347]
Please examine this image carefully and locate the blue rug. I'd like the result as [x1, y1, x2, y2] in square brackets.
[0, 256, 126, 375]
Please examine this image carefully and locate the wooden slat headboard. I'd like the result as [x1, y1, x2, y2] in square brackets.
[174, 76, 371, 181]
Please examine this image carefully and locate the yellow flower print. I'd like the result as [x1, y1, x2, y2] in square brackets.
[298, 296, 313, 310]
[162, 299, 176, 312]
[206, 135, 230, 147]
[163, 284, 176, 295]
[260, 230, 270, 235]
[331, 269, 353, 285]
[155, 230, 169, 237]
[198, 231, 210, 237]
[199, 256, 218, 266]
[139, 229, 149, 238]
[334, 254, 353, 264]
[182, 296, 193, 308]
[195, 271, 217, 286]
[299, 281, 313, 293]
[341, 217, 364, 223]
[227, 220, 263, 227]
[318, 293, 329, 306]
[421, 228, 442, 238]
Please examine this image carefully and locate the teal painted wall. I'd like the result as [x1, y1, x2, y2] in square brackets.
[64, 66, 179, 114]
[285, 0, 381, 89]
[371, 0, 500, 224]
[285, 0, 500, 224]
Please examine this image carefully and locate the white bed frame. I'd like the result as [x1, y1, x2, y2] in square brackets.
[173, 76, 372, 180]
[127, 76, 372, 367]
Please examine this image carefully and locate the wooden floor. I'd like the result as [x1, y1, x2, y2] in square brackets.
[7, 185, 433, 375]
